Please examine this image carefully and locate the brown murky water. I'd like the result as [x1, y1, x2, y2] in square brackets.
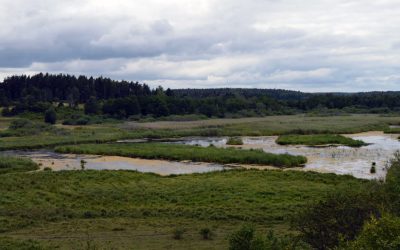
[0, 151, 229, 175]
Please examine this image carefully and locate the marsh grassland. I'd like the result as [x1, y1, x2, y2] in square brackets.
[276, 134, 366, 147]
[0, 169, 366, 249]
[1, 114, 400, 249]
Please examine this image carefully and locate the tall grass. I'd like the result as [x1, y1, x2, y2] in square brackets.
[276, 134, 367, 147]
[0, 169, 365, 235]
[0, 156, 38, 174]
[55, 143, 307, 167]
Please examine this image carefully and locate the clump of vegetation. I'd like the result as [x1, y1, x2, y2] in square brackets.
[44, 106, 57, 124]
[292, 185, 382, 249]
[62, 114, 115, 126]
[384, 151, 400, 215]
[229, 225, 263, 250]
[0, 119, 68, 138]
[226, 137, 244, 145]
[80, 160, 87, 170]
[172, 228, 185, 240]
[229, 225, 304, 250]
[276, 134, 367, 147]
[0, 156, 39, 174]
[344, 214, 400, 249]
[55, 143, 307, 167]
[370, 162, 376, 174]
[199, 228, 213, 240]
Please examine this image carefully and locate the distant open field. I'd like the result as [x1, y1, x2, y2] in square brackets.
[0, 169, 366, 249]
[123, 114, 400, 136]
[1, 114, 400, 151]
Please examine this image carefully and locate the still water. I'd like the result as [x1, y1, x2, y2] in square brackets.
[3, 131, 399, 179]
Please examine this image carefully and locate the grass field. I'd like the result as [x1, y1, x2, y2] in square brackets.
[276, 134, 367, 147]
[1, 114, 400, 151]
[124, 114, 400, 136]
[55, 143, 307, 167]
[0, 169, 367, 249]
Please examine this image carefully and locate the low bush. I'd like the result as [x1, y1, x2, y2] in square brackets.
[199, 228, 213, 240]
[292, 185, 383, 249]
[343, 214, 400, 250]
[226, 137, 244, 145]
[229, 225, 309, 250]
[172, 228, 185, 240]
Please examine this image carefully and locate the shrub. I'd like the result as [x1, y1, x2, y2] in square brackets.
[84, 97, 101, 115]
[172, 228, 185, 240]
[292, 185, 383, 249]
[344, 214, 400, 250]
[370, 166, 376, 174]
[227, 137, 244, 145]
[199, 228, 213, 240]
[384, 151, 400, 215]
[44, 107, 57, 124]
[229, 225, 265, 250]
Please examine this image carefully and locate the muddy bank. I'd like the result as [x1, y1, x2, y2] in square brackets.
[0, 150, 230, 175]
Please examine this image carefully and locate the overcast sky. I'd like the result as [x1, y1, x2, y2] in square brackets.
[1, 0, 399, 91]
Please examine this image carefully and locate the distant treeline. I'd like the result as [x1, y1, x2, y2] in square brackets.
[1, 73, 400, 118]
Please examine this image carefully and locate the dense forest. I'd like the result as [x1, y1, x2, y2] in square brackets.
[1, 73, 400, 119]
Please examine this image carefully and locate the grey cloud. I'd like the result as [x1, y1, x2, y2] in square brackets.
[1, 0, 400, 92]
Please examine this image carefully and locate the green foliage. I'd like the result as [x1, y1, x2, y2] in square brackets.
[55, 143, 307, 167]
[44, 107, 56, 124]
[0, 169, 364, 234]
[0, 156, 38, 174]
[199, 228, 213, 240]
[384, 151, 400, 215]
[229, 225, 310, 250]
[226, 137, 244, 145]
[62, 114, 115, 126]
[173, 228, 185, 240]
[276, 134, 367, 147]
[292, 185, 383, 250]
[84, 97, 101, 115]
[229, 225, 265, 250]
[344, 214, 400, 250]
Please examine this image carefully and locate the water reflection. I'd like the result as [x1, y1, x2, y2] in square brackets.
[175, 132, 400, 179]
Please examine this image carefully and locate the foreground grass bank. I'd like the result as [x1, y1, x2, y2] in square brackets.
[276, 134, 367, 147]
[0, 156, 38, 174]
[55, 143, 307, 167]
[0, 169, 367, 249]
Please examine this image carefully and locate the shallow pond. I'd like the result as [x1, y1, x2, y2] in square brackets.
[0, 150, 229, 175]
[3, 131, 399, 179]
[175, 131, 400, 179]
